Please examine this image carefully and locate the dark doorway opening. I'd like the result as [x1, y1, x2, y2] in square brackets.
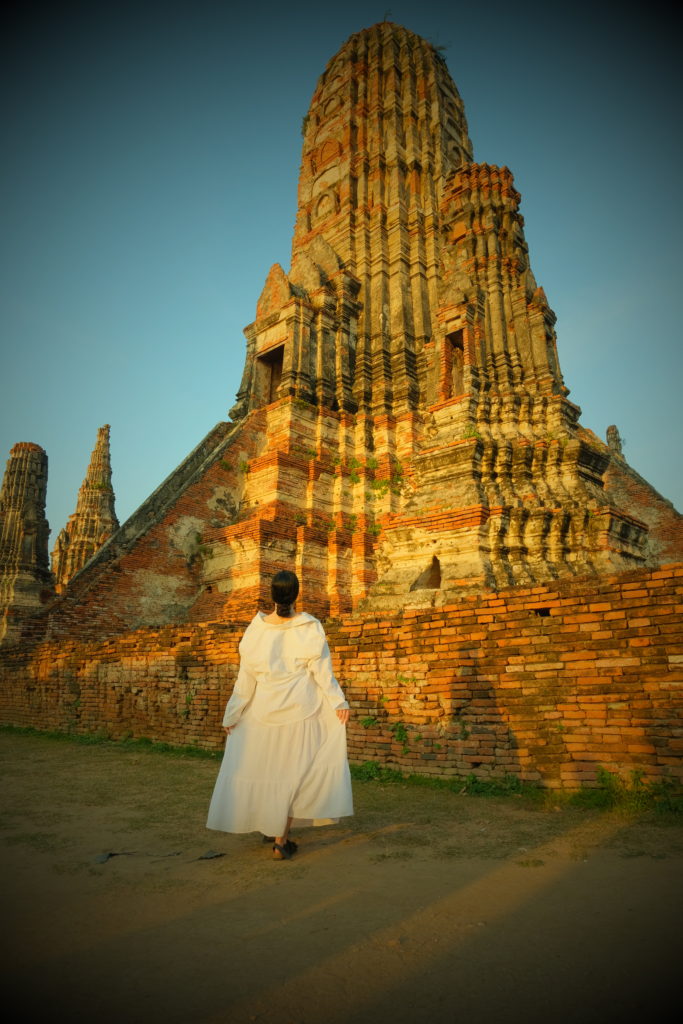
[258, 345, 284, 404]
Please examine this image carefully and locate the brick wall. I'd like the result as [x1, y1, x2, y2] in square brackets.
[603, 456, 683, 563]
[1, 563, 681, 789]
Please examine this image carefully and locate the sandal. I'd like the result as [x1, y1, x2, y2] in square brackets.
[272, 839, 298, 860]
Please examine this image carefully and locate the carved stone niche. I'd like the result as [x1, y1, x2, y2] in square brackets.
[445, 328, 465, 398]
[409, 555, 442, 591]
[318, 138, 342, 167]
[312, 189, 339, 226]
[254, 343, 285, 406]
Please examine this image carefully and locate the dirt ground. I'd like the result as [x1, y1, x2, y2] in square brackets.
[1, 731, 681, 1024]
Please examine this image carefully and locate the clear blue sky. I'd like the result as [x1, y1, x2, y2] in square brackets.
[2, 0, 681, 546]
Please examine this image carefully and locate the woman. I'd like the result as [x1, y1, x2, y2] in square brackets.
[207, 570, 353, 859]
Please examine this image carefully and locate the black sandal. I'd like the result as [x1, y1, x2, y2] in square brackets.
[272, 839, 298, 860]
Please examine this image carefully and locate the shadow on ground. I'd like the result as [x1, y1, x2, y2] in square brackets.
[1, 732, 681, 1023]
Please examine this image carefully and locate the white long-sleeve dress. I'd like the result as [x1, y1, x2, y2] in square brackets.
[206, 611, 353, 837]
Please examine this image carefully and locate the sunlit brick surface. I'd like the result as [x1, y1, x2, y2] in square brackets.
[1, 564, 680, 790]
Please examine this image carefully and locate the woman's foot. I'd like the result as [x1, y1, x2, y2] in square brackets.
[272, 839, 298, 860]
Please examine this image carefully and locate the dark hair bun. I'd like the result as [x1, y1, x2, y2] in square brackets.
[271, 570, 299, 616]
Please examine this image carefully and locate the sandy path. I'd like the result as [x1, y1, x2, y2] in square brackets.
[1, 732, 681, 1023]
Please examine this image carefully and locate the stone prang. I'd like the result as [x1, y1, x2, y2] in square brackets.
[0, 443, 54, 643]
[213, 22, 680, 615]
[51, 425, 118, 592]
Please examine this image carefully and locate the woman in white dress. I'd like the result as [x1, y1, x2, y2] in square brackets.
[207, 570, 353, 859]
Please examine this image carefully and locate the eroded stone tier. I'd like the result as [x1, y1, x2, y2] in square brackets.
[0, 443, 54, 643]
[367, 161, 652, 600]
[52, 425, 119, 592]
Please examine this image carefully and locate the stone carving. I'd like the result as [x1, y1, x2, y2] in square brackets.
[51, 425, 119, 592]
[606, 425, 624, 455]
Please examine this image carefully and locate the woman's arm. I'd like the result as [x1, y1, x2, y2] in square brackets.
[222, 662, 257, 731]
[308, 639, 350, 722]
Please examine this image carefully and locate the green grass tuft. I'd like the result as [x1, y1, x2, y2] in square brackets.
[349, 759, 682, 814]
[0, 725, 221, 760]
[3, 728, 680, 814]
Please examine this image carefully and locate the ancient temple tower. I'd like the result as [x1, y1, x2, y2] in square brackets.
[215, 20, 676, 615]
[0, 443, 54, 643]
[4, 21, 677, 641]
[51, 425, 118, 592]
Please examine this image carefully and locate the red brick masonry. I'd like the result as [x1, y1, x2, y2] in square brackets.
[1, 563, 681, 789]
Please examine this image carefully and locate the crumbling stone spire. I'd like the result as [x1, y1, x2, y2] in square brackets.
[231, 22, 475, 420]
[217, 21, 662, 613]
[0, 442, 54, 643]
[52, 425, 118, 591]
